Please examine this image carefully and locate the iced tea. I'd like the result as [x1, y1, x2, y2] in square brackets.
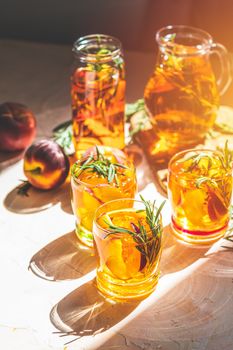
[71, 35, 125, 158]
[168, 147, 232, 244]
[143, 25, 230, 156]
[93, 198, 165, 300]
[71, 146, 137, 247]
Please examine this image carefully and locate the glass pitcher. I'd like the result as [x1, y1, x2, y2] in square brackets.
[144, 25, 232, 150]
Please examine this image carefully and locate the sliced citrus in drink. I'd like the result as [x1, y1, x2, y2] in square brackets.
[105, 235, 141, 280]
[182, 189, 207, 226]
[93, 185, 124, 202]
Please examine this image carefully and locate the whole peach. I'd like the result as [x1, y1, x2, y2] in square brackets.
[0, 102, 36, 152]
[23, 139, 70, 190]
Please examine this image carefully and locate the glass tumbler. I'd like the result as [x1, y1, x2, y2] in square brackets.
[93, 198, 164, 301]
[168, 148, 232, 244]
[70, 146, 137, 247]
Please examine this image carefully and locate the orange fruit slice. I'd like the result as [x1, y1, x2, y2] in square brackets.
[105, 235, 141, 280]
[182, 189, 207, 226]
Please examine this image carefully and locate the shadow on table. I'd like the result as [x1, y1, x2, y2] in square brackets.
[98, 232, 233, 349]
[101, 246, 233, 349]
[0, 150, 24, 170]
[29, 230, 96, 281]
[49, 225, 211, 345]
[50, 279, 140, 345]
[4, 181, 72, 214]
[160, 225, 210, 275]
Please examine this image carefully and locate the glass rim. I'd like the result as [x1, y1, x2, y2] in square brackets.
[156, 25, 213, 56]
[93, 198, 163, 239]
[71, 156, 135, 188]
[72, 33, 122, 63]
[168, 147, 232, 179]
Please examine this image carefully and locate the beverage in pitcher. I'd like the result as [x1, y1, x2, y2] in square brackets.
[144, 25, 231, 152]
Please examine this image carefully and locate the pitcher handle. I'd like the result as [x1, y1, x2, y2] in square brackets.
[210, 43, 232, 96]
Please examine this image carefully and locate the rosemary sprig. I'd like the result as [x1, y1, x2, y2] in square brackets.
[183, 141, 232, 191]
[139, 195, 165, 234]
[183, 152, 213, 172]
[195, 176, 218, 189]
[71, 146, 127, 186]
[217, 140, 232, 170]
[104, 196, 166, 266]
[183, 141, 233, 212]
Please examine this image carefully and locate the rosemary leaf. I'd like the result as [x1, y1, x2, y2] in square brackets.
[195, 177, 218, 189]
[103, 196, 165, 266]
[72, 146, 127, 186]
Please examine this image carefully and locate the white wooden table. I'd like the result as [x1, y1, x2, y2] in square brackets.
[1, 40, 233, 350]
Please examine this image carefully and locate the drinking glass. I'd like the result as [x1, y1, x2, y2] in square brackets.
[93, 198, 164, 300]
[71, 146, 137, 247]
[168, 148, 232, 244]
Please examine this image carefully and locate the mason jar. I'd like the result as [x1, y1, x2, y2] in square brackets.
[71, 34, 126, 159]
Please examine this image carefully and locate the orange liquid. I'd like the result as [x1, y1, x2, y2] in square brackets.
[144, 53, 219, 150]
[71, 148, 136, 247]
[94, 207, 162, 300]
[71, 63, 125, 158]
[168, 151, 232, 244]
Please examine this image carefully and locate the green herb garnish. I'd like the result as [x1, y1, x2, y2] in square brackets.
[125, 99, 145, 122]
[184, 141, 232, 211]
[104, 196, 166, 266]
[71, 146, 127, 186]
[183, 141, 232, 191]
[183, 152, 213, 173]
[53, 120, 74, 156]
[195, 176, 218, 189]
[217, 140, 233, 170]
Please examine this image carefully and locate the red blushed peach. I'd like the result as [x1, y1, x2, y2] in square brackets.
[23, 139, 70, 190]
[0, 102, 36, 152]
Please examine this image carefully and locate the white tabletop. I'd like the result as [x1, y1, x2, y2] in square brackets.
[1, 40, 233, 350]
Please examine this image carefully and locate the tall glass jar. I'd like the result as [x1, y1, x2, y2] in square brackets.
[71, 34, 126, 159]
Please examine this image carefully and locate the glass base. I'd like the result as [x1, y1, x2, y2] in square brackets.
[171, 217, 228, 245]
[96, 272, 160, 301]
[75, 223, 93, 248]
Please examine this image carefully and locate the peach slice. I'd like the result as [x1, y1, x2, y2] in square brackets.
[182, 189, 207, 226]
[105, 235, 141, 280]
